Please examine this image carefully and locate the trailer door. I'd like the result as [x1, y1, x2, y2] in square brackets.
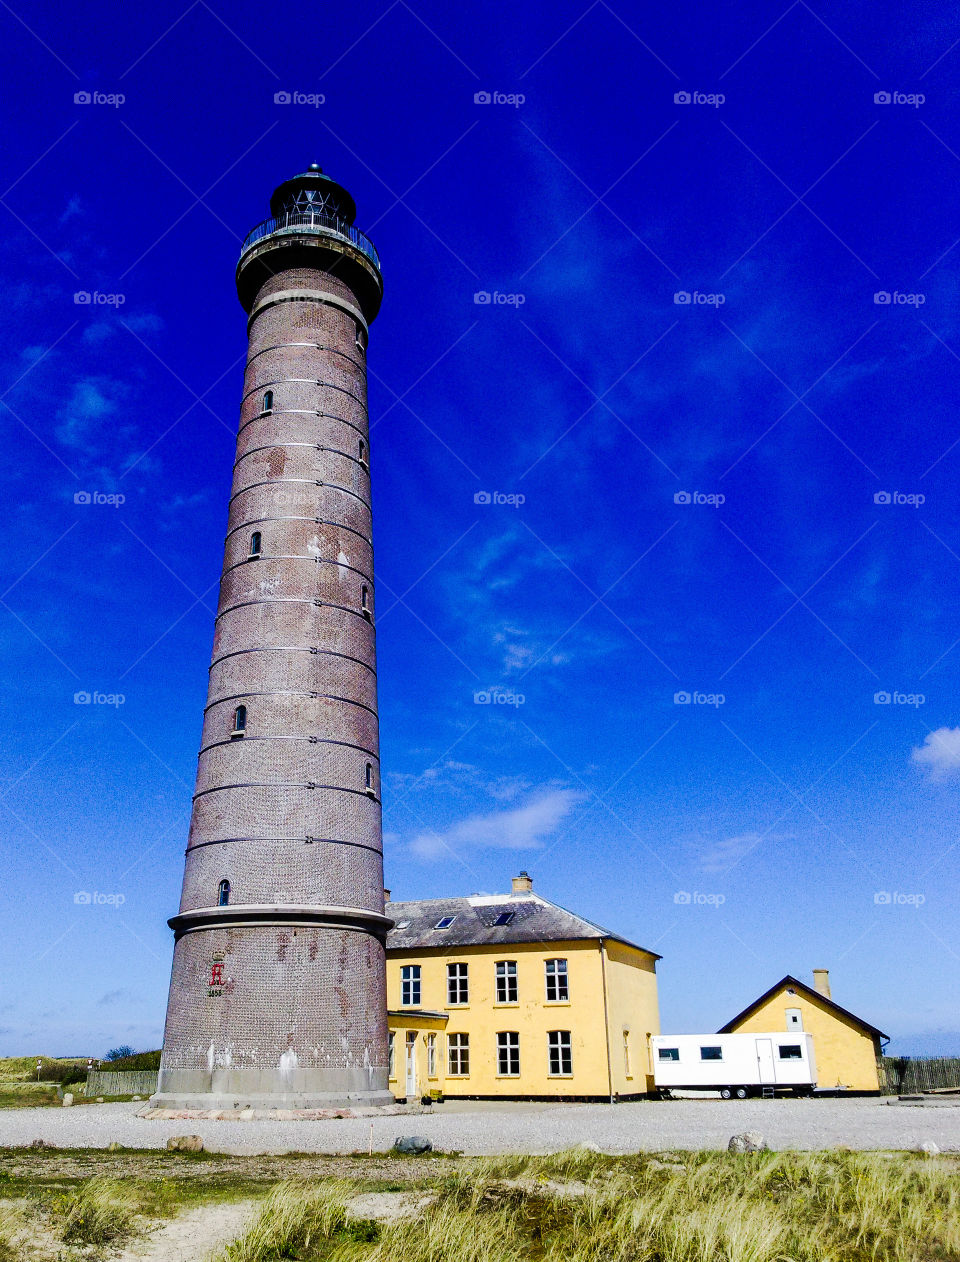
[756, 1038, 775, 1083]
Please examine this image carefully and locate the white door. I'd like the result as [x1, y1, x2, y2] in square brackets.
[405, 1032, 417, 1098]
[756, 1038, 775, 1083]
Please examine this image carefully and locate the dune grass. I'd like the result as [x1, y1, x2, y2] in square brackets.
[213, 1150, 960, 1262]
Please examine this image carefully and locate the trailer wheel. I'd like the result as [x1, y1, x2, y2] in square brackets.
[735, 1087, 749, 1100]
[720, 1087, 733, 1100]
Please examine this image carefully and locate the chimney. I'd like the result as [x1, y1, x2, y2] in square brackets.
[512, 871, 533, 894]
[384, 889, 391, 903]
[812, 968, 831, 999]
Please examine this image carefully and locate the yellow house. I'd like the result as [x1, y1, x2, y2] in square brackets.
[719, 970, 888, 1092]
[385, 873, 661, 1100]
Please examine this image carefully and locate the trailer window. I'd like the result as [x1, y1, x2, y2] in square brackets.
[778, 1044, 803, 1059]
[658, 1047, 680, 1061]
[700, 1046, 723, 1061]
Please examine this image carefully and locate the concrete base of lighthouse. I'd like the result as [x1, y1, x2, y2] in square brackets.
[150, 1071, 393, 1112]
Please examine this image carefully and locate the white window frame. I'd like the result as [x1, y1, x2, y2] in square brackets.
[447, 961, 469, 1006]
[448, 1032, 469, 1076]
[495, 960, 518, 1004]
[497, 1031, 520, 1077]
[400, 964, 421, 1007]
[623, 1029, 631, 1076]
[545, 957, 569, 1002]
[547, 1030, 572, 1077]
[426, 1032, 436, 1077]
[388, 1031, 395, 1078]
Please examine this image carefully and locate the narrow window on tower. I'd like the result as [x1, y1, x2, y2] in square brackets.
[365, 762, 375, 795]
[218, 879, 230, 906]
[361, 585, 371, 622]
[231, 705, 247, 738]
[262, 390, 274, 414]
[248, 531, 262, 560]
[355, 326, 366, 357]
[358, 438, 367, 465]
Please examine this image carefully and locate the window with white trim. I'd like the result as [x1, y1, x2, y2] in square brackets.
[495, 960, 518, 1004]
[400, 965, 420, 1007]
[388, 1031, 395, 1078]
[547, 1030, 572, 1076]
[426, 1033, 436, 1077]
[448, 1032, 469, 1076]
[545, 958, 569, 1001]
[497, 1031, 520, 1076]
[623, 1029, 631, 1076]
[447, 962, 469, 1005]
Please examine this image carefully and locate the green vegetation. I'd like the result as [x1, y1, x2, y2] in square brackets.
[55, 1178, 143, 1245]
[212, 1150, 960, 1262]
[0, 1148, 955, 1261]
[101, 1048, 161, 1071]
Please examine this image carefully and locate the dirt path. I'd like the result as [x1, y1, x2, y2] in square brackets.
[111, 1200, 260, 1262]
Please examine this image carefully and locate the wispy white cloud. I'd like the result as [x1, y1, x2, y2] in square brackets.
[912, 727, 960, 779]
[409, 786, 584, 859]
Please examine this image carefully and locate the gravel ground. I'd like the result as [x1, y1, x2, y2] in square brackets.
[0, 1097, 957, 1155]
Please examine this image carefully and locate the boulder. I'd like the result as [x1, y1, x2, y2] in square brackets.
[96, 1097, 104, 1103]
[578, 1141, 602, 1153]
[917, 1141, 940, 1157]
[728, 1131, 768, 1154]
[61, 1093, 74, 1108]
[166, 1134, 204, 1152]
[393, 1135, 433, 1155]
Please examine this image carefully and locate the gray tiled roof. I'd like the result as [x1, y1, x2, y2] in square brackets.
[385, 893, 660, 957]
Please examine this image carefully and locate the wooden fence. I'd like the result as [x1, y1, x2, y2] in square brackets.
[879, 1056, 960, 1094]
[85, 1069, 158, 1096]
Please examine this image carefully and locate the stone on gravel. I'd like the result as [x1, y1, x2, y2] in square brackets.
[728, 1131, 768, 1153]
[29, 1138, 52, 1149]
[167, 1134, 204, 1152]
[393, 1135, 432, 1154]
[577, 1140, 602, 1152]
[917, 1141, 940, 1156]
[61, 1093, 73, 1108]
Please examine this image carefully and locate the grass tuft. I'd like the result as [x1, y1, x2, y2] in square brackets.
[55, 1176, 142, 1245]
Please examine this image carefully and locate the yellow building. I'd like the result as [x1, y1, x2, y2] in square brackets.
[719, 970, 888, 1092]
[385, 873, 661, 1100]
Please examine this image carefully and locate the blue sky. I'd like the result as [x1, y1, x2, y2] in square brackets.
[1, 0, 958, 1058]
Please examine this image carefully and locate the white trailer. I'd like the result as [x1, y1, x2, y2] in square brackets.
[651, 1032, 817, 1098]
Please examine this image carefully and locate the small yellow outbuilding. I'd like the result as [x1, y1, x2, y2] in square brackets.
[385, 872, 661, 1100]
[719, 970, 888, 1092]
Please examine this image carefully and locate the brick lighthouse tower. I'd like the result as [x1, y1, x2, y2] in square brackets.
[152, 166, 392, 1109]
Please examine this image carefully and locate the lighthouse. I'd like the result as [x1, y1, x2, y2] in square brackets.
[152, 166, 392, 1109]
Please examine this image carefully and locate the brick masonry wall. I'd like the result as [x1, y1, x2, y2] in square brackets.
[158, 247, 389, 1098]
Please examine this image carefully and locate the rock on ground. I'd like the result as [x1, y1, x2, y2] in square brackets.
[728, 1131, 768, 1153]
